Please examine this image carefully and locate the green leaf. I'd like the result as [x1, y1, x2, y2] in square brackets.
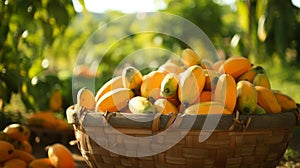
[47, 0, 70, 27]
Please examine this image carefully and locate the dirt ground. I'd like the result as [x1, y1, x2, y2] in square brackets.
[277, 127, 300, 167]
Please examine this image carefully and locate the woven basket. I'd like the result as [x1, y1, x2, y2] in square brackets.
[67, 105, 300, 168]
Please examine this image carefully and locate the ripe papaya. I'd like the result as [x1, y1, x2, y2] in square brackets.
[122, 66, 143, 95]
[158, 62, 185, 75]
[3, 124, 30, 142]
[253, 73, 271, 89]
[178, 65, 206, 107]
[13, 149, 36, 164]
[214, 74, 237, 113]
[236, 80, 257, 114]
[219, 56, 252, 79]
[203, 69, 220, 91]
[184, 101, 232, 115]
[128, 96, 155, 114]
[28, 158, 55, 168]
[96, 88, 134, 112]
[181, 48, 201, 67]
[13, 140, 32, 153]
[237, 65, 265, 82]
[160, 73, 180, 106]
[0, 140, 15, 162]
[77, 87, 96, 110]
[3, 158, 27, 168]
[255, 86, 281, 113]
[47, 143, 75, 168]
[273, 90, 297, 111]
[22, 140, 32, 153]
[199, 91, 212, 102]
[153, 98, 178, 115]
[95, 76, 123, 102]
[140, 70, 166, 102]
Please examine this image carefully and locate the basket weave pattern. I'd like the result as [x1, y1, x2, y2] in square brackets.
[68, 107, 300, 168]
[74, 126, 292, 168]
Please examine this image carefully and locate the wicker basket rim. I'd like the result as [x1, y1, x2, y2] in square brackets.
[67, 105, 300, 132]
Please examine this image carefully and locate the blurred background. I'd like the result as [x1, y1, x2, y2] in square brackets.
[0, 0, 300, 165]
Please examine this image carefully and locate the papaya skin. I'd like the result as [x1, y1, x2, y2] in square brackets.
[95, 76, 123, 102]
[178, 65, 206, 107]
[184, 101, 232, 115]
[0, 140, 15, 162]
[214, 74, 237, 113]
[255, 86, 281, 113]
[219, 56, 252, 79]
[253, 73, 271, 89]
[96, 88, 135, 113]
[236, 80, 257, 114]
[140, 70, 166, 102]
[273, 90, 297, 112]
[122, 66, 143, 95]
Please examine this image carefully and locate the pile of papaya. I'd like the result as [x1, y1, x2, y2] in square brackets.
[27, 90, 70, 130]
[77, 48, 298, 116]
[0, 123, 75, 168]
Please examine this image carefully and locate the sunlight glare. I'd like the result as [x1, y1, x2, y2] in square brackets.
[292, 0, 300, 8]
[72, 0, 166, 13]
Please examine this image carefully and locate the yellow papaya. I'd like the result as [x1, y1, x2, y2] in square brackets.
[13, 149, 36, 164]
[153, 98, 178, 115]
[77, 87, 96, 110]
[3, 124, 30, 142]
[214, 74, 237, 113]
[199, 91, 212, 102]
[128, 96, 155, 114]
[122, 66, 143, 95]
[0, 140, 15, 162]
[160, 73, 180, 106]
[203, 69, 220, 91]
[181, 48, 201, 67]
[184, 101, 232, 115]
[28, 158, 55, 168]
[3, 158, 27, 168]
[47, 143, 75, 168]
[95, 76, 123, 102]
[219, 56, 252, 79]
[236, 80, 257, 114]
[140, 70, 166, 102]
[255, 86, 281, 113]
[96, 88, 134, 112]
[237, 65, 265, 82]
[14, 140, 32, 153]
[273, 90, 297, 111]
[253, 73, 271, 89]
[178, 65, 206, 107]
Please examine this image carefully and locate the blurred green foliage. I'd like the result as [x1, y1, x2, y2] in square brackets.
[0, 0, 76, 112]
[0, 0, 300, 124]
